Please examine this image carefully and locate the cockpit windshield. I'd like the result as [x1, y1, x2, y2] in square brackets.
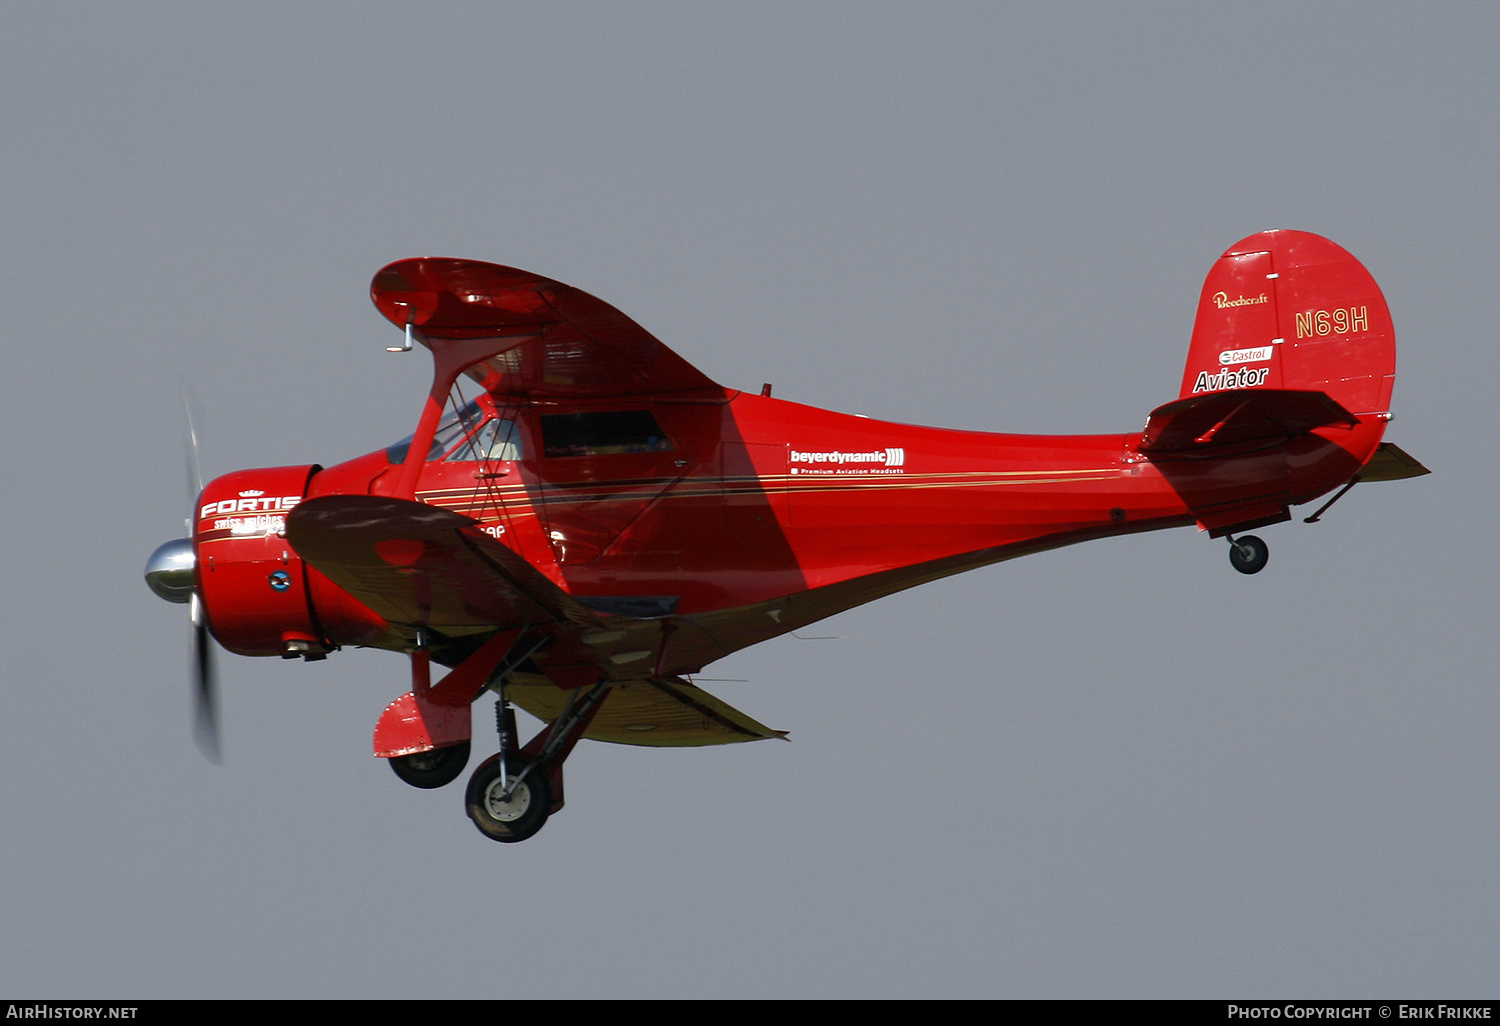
[384, 398, 525, 464]
[384, 399, 484, 463]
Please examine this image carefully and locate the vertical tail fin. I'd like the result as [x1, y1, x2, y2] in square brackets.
[1180, 230, 1395, 417]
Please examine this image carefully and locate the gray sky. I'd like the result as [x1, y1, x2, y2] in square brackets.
[1, 2, 1492, 998]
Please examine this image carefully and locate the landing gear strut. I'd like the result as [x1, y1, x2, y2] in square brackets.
[1227, 534, 1269, 575]
[463, 676, 613, 843]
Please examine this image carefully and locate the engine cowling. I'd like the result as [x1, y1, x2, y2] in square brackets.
[194, 464, 328, 657]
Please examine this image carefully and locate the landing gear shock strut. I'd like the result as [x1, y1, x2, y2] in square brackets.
[464, 677, 613, 843]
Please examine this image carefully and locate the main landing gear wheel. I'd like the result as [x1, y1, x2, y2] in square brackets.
[389, 739, 471, 789]
[465, 754, 551, 843]
[1228, 535, 1269, 575]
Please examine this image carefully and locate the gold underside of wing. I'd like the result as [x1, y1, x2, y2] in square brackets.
[505, 672, 785, 747]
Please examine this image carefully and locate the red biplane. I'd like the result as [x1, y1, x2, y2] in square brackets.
[146, 230, 1426, 842]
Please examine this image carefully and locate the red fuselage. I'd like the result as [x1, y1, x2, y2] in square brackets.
[195, 387, 1380, 670]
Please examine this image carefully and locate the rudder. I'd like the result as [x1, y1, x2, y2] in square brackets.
[1179, 230, 1395, 417]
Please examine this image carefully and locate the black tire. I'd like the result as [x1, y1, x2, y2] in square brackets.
[1229, 535, 1269, 575]
[464, 754, 551, 843]
[389, 740, 471, 789]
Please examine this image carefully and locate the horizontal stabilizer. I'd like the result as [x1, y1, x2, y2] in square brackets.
[1140, 388, 1357, 454]
[506, 671, 785, 747]
[1358, 442, 1430, 482]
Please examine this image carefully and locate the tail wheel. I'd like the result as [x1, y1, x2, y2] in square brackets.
[465, 754, 551, 843]
[1229, 535, 1269, 575]
[389, 740, 470, 789]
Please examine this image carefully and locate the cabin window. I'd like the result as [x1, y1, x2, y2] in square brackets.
[445, 418, 523, 462]
[541, 410, 673, 457]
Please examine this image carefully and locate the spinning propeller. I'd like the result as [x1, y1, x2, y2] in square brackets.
[144, 405, 221, 763]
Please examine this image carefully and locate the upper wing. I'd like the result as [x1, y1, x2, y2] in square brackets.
[286, 495, 600, 634]
[369, 258, 725, 400]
